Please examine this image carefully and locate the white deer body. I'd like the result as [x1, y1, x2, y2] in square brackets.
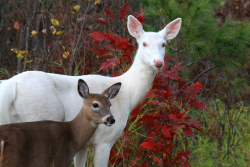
[0, 16, 181, 167]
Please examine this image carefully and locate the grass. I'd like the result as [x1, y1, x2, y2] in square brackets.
[72, 99, 250, 167]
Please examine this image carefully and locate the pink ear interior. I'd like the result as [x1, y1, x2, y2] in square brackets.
[167, 19, 181, 36]
[128, 16, 143, 38]
[129, 18, 140, 30]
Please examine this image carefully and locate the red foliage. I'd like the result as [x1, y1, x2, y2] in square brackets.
[94, 18, 114, 27]
[91, 6, 204, 167]
[99, 57, 120, 71]
[120, 5, 132, 21]
[104, 9, 116, 21]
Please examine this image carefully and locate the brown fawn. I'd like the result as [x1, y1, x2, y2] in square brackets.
[0, 79, 121, 167]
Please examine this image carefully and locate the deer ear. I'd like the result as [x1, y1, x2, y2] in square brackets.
[78, 79, 89, 99]
[102, 83, 121, 100]
[159, 18, 182, 40]
[127, 15, 144, 38]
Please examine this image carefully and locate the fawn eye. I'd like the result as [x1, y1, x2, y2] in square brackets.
[143, 42, 147, 47]
[109, 103, 112, 107]
[162, 43, 166, 47]
[93, 103, 99, 108]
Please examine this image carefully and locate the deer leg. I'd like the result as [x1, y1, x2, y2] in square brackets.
[74, 147, 89, 167]
[0, 140, 4, 167]
[93, 143, 112, 167]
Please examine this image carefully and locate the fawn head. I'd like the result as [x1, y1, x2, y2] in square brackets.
[127, 15, 182, 70]
[78, 79, 121, 126]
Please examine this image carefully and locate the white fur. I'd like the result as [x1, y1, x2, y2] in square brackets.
[101, 115, 111, 122]
[0, 16, 182, 167]
[90, 121, 98, 128]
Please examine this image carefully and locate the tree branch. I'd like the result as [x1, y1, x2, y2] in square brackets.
[184, 64, 225, 88]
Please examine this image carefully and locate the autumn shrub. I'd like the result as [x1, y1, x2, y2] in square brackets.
[88, 5, 204, 166]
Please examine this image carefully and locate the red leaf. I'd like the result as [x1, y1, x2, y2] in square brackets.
[145, 89, 155, 98]
[152, 156, 163, 167]
[159, 62, 185, 80]
[99, 57, 120, 71]
[148, 155, 163, 166]
[92, 48, 110, 55]
[183, 82, 204, 97]
[120, 5, 131, 21]
[90, 31, 109, 42]
[95, 18, 114, 27]
[178, 81, 186, 89]
[66, 35, 74, 42]
[139, 9, 147, 16]
[139, 160, 148, 167]
[104, 9, 116, 21]
[161, 125, 171, 138]
[183, 126, 193, 136]
[129, 155, 140, 167]
[111, 72, 119, 77]
[149, 100, 164, 107]
[140, 139, 157, 150]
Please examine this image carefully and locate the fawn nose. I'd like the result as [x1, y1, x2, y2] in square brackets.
[107, 116, 115, 124]
[154, 59, 163, 68]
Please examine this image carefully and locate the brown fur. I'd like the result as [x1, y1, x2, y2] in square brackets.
[0, 80, 121, 167]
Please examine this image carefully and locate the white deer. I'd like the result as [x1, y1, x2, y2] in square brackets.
[0, 15, 182, 167]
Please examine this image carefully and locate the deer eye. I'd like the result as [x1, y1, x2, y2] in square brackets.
[162, 43, 166, 47]
[93, 103, 99, 108]
[143, 42, 147, 47]
[109, 103, 112, 107]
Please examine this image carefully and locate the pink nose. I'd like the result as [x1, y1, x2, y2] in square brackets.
[154, 59, 163, 68]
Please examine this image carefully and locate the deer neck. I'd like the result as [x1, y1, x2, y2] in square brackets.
[120, 50, 157, 111]
[69, 108, 97, 151]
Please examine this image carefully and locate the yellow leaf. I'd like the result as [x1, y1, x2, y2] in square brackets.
[51, 18, 60, 26]
[61, 46, 65, 49]
[56, 30, 64, 36]
[31, 30, 38, 36]
[20, 50, 28, 56]
[73, 5, 80, 12]
[71, 11, 76, 15]
[63, 52, 69, 58]
[11, 48, 19, 53]
[50, 26, 56, 35]
[94, 0, 101, 5]
[17, 53, 23, 59]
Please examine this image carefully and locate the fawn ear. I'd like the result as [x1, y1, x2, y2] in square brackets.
[78, 79, 89, 99]
[158, 18, 182, 40]
[127, 15, 144, 38]
[102, 83, 122, 100]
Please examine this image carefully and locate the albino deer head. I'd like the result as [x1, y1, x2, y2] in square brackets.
[127, 15, 182, 70]
[78, 79, 121, 126]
